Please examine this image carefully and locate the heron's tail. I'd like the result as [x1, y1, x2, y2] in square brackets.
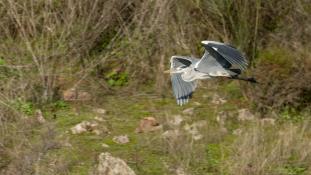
[230, 76, 258, 83]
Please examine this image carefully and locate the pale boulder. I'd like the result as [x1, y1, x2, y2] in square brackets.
[71, 120, 108, 135]
[35, 109, 46, 124]
[63, 88, 91, 101]
[211, 94, 227, 105]
[113, 135, 130, 144]
[233, 128, 243, 136]
[182, 108, 194, 115]
[168, 115, 184, 127]
[95, 152, 136, 175]
[93, 108, 107, 115]
[184, 121, 207, 141]
[237, 109, 255, 121]
[135, 117, 162, 133]
[260, 118, 276, 125]
[162, 130, 181, 140]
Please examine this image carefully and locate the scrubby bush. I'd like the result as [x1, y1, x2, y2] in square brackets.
[245, 47, 311, 113]
[1, 0, 310, 104]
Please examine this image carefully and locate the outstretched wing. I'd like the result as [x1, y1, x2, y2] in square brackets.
[171, 73, 197, 106]
[170, 55, 197, 69]
[201, 41, 248, 70]
[169, 56, 198, 105]
[195, 50, 231, 77]
[195, 50, 238, 77]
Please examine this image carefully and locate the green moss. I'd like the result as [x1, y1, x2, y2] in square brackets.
[10, 99, 35, 115]
[279, 108, 304, 123]
[206, 144, 222, 169]
[105, 71, 129, 87]
[276, 164, 307, 175]
[0, 57, 5, 65]
[257, 47, 295, 69]
[221, 81, 243, 99]
[53, 100, 69, 110]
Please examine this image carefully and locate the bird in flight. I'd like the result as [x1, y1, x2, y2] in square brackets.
[165, 40, 257, 106]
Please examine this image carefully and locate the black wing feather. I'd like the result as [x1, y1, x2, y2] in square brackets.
[206, 42, 248, 70]
[202, 45, 232, 69]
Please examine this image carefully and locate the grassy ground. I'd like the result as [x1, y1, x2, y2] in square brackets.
[21, 82, 310, 175]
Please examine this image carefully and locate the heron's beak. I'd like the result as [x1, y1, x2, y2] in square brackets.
[164, 69, 171, 74]
[201, 40, 209, 45]
[164, 68, 180, 74]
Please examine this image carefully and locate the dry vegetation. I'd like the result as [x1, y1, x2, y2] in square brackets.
[0, 0, 311, 174]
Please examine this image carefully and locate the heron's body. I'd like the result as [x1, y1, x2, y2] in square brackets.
[182, 68, 211, 82]
[168, 40, 256, 105]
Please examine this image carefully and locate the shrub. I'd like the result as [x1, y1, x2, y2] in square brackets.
[244, 47, 311, 113]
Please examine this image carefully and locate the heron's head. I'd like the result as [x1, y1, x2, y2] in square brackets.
[164, 66, 188, 74]
[201, 40, 209, 45]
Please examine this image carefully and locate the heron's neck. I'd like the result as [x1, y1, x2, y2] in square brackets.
[181, 67, 210, 82]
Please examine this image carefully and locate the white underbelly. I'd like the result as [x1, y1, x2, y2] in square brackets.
[181, 69, 210, 82]
[208, 71, 230, 77]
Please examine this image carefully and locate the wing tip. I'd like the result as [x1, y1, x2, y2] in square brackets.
[176, 93, 194, 106]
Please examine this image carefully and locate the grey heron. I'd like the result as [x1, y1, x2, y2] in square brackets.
[166, 40, 257, 106]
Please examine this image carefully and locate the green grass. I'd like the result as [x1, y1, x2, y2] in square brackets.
[37, 89, 219, 174]
[21, 84, 310, 175]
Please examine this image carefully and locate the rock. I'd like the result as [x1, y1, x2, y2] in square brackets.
[95, 152, 136, 175]
[237, 109, 255, 121]
[135, 117, 162, 133]
[63, 88, 91, 101]
[193, 133, 203, 140]
[102, 143, 110, 148]
[233, 128, 243, 136]
[71, 120, 109, 135]
[182, 108, 194, 115]
[94, 116, 106, 122]
[168, 115, 184, 127]
[35, 109, 46, 124]
[92, 129, 102, 135]
[93, 108, 107, 115]
[260, 118, 276, 125]
[220, 127, 228, 134]
[216, 111, 227, 126]
[175, 166, 188, 175]
[184, 121, 206, 141]
[62, 140, 73, 147]
[163, 161, 172, 172]
[63, 88, 77, 101]
[192, 120, 207, 128]
[78, 91, 92, 101]
[71, 121, 88, 134]
[113, 135, 129, 144]
[163, 162, 189, 175]
[211, 94, 227, 105]
[202, 94, 209, 98]
[184, 120, 207, 140]
[193, 102, 201, 106]
[63, 142, 72, 147]
[162, 130, 180, 139]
